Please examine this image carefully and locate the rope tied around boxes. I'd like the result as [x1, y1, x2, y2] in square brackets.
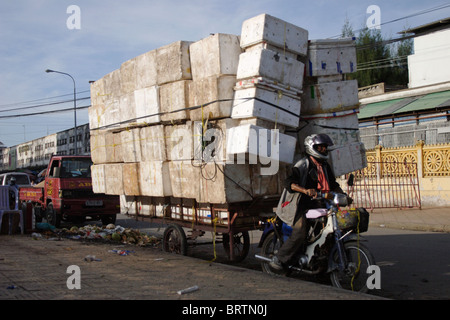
[90, 96, 301, 132]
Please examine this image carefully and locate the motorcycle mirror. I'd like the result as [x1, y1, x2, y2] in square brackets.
[347, 174, 354, 187]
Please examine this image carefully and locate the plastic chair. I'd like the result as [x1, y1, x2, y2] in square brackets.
[0, 185, 24, 235]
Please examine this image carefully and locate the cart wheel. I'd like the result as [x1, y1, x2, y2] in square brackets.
[162, 224, 188, 256]
[222, 231, 250, 263]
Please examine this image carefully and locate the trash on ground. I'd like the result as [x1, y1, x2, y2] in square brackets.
[84, 255, 102, 262]
[30, 223, 160, 247]
[177, 285, 199, 295]
[108, 249, 135, 256]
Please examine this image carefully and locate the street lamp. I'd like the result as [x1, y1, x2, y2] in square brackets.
[45, 69, 78, 155]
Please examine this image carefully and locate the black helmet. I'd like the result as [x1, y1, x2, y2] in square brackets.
[304, 134, 334, 160]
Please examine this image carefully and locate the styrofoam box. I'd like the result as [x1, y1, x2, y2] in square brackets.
[306, 39, 357, 77]
[119, 92, 136, 125]
[90, 78, 106, 106]
[189, 75, 236, 121]
[231, 86, 301, 128]
[169, 161, 201, 199]
[302, 80, 359, 115]
[120, 58, 137, 95]
[91, 164, 106, 194]
[105, 131, 123, 163]
[140, 125, 166, 161]
[136, 196, 167, 217]
[197, 163, 253, 204]
[244, 42, 301, 62]
[156, 40, 193, 85]
[329, 142, 367, 176]
[235, 76, 302, 97]
[135, 49, 157, 90]
[120, 195, 137, 215]
[99, 98, 120, 129]
[189, 33, 242, 80]
[88, 105, 102, 130]
[165, 122, 193, 161]
[297, 111, 361, 153]
[139, 161, 172, 197]
[240, 14, 309, 56]
[90, 130, 107, 164]
[236, 49, 305, 90]
[159, 80, 191, 122]
[104, 163, 123, 195]
[103, 69, 121, 102]
[192, 118, 240, 164]
[134, 86, 161, 125]
[250, 163, 287, 197]
[120, 128, 141, 163]
[226, 124, 297, 164]
[122, 163, 140, 196]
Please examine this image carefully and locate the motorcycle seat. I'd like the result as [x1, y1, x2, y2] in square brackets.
[305, 208, 328, 219]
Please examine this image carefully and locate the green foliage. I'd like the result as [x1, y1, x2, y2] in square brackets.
[341, 19, 413, 88]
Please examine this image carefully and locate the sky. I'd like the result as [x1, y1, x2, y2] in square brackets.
[1, 0, 450, 147]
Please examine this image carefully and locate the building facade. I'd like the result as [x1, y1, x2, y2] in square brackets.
[0, 123, 90, 172]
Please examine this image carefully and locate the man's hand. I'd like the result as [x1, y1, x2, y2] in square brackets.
[291, 183, 318, 198]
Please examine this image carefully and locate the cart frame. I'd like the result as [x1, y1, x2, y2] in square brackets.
[127, 195, 280, 262]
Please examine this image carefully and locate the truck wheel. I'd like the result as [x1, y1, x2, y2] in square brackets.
[46, 203, 61, 228]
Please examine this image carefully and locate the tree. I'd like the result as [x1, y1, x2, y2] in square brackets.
[341, 20, 413, 88]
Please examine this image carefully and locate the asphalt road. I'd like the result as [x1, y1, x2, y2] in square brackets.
[115, 214, 450, 300]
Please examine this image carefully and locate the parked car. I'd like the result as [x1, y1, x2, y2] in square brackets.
[0, 172, 32, 187]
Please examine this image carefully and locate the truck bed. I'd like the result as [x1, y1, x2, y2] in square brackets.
[19, 186, 44, 203]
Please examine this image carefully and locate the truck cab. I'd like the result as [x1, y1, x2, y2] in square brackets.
[20, 155, 119, 227]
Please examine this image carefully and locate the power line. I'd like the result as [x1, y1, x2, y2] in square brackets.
[0, 90, 90, 108]
[331, 2, 450, 38]
[0, 97, 90, 113]
[0, 105, 90, 119]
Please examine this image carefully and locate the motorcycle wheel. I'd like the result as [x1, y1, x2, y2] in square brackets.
[260, 232, 287, 276]
[330, 240, 376, 293]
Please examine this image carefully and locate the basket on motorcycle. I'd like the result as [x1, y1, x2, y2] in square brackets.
[336, 208, 369, 233]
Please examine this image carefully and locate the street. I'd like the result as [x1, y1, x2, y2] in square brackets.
[116, 214, 450, 300]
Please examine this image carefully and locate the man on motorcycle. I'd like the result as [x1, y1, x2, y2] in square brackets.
[270, 133, 343, 271]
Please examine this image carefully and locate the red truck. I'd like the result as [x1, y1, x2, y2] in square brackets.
[19, 155, 119, 227]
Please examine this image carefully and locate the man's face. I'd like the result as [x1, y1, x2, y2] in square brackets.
[316, 144, 328, 155]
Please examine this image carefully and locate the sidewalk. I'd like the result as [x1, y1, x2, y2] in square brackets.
[0, 235, 381, 301]
[368, 206, 450, 233]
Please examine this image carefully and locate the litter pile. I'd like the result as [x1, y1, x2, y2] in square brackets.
[32, 223, 159, 247]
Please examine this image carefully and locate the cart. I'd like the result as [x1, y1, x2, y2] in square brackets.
[127, 195, 280, 262]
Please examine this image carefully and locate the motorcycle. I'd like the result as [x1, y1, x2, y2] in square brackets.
[255, 175, 376, 293]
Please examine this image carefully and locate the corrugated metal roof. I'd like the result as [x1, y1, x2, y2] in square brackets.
[394, 90, 450, 114]
[358, 98, 404, 119]
[359, 90, 450, 119]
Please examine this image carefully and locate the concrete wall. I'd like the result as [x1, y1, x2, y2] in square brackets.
[408, 29, 450, 88]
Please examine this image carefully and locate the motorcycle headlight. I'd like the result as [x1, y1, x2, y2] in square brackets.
[333, 193, 348, 206]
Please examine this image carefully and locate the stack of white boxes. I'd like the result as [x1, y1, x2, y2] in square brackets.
[297, 39, 367, 176]
[88, 14, 367, 221]
[228, 14, 308, 165]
